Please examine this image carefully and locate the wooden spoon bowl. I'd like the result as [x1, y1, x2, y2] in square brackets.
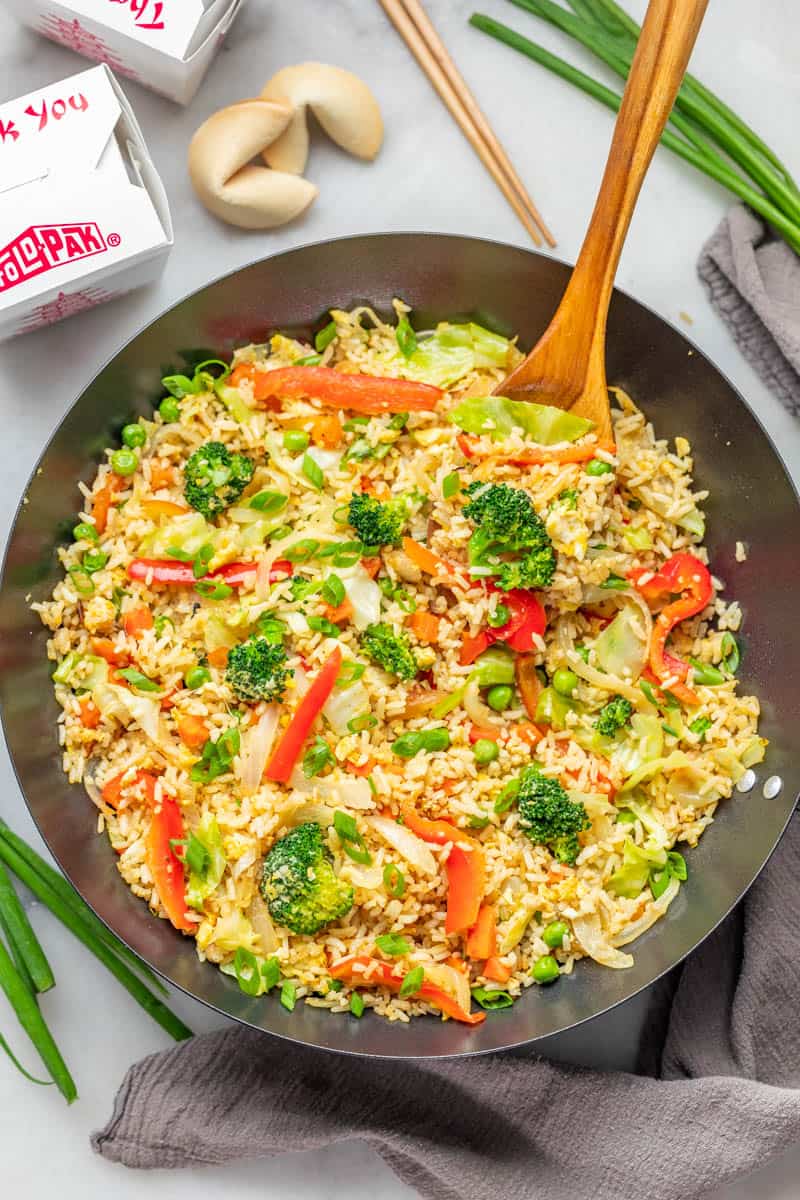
[496, 0, 709, 445]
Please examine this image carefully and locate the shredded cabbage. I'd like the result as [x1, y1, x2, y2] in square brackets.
[368, 815, 437, 876]
[593, 605, 649, 680]
[185, 815, 227, 910]
[450, 394, 594, 444]
[572, 912, 633, 969]
[607, 838, 666, 898]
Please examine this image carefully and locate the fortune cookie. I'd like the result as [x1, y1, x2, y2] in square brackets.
[260, 63, 384, 175]
[188, 99, 318, 230]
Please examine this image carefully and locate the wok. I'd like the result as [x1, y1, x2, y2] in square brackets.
[1, 233, 797, 1058]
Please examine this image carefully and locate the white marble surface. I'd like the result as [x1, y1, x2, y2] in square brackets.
[0, 0, 798, 1195]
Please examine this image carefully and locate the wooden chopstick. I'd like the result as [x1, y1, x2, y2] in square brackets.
[378, 0, 556, 248]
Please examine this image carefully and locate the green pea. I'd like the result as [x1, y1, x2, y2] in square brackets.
[486, 684, 514, 712]
[121, 423, 146, 449]
[487, 604, 510, 629]
[542, 921, 569, 950]
[111, 448, 138, 476]
[72, 522, 98, 543]
[283, 430, 310, 453]
[159, 396, 181, 423]
[532, 954, 560, 985]
[184, 665, 211, 690]
[585, 459, 614, 477]
[473, 738, 499, 765]
[552, 668, 578, 697]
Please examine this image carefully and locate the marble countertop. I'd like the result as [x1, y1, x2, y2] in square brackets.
[0, 0, 798, 1194]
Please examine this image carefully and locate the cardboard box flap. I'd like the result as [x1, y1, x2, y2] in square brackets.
[0, 65, 125, 194]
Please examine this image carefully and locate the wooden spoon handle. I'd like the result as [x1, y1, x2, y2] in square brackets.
[500, 0, 708, 439]
[570, 0, 708, 334]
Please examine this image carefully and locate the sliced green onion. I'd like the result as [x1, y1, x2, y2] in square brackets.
[302, 453, 324, 490]
[395, 315, 418, 359]
[67, 566, 94, 597]
[336, 661, 366, 689]
[116, 668, 161, 692]
[471, 986, 514, 1010]
[349, 991, 365, 1018]
[248, 490, 288, 514]
[262, 957, 281, 991]
[283, 539, 320, 563]
[689, 715, 712, 741]
[347, 713, 377, 733]
[321, 575, 346, 607]
[494, 776, 521, 815]
[688, 658, 725, 686]
[194, 580, 233, 600]
[382, 863, 406, 898]
[399, 966, 424, 997]
[280, 980, 297, 1011]
[233, 947, 263, 996]
[72, 522, 98, 542]
[600, 573, 629, 591]
[375, 933, 411, 957]
[307, 616, 340, 637]
[315, 321, 338, 352]
[721, 632, 740, 674]
[192, 543, 214, 579]
[442, 471, 461, 499]
[295, 354, 323, 367]
[302, 736, 334, 779]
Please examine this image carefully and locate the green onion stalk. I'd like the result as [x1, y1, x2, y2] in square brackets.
[469, 1, 800, 255]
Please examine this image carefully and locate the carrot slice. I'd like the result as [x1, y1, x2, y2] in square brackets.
[91, 473, 124, 536]
[90, 638, 128, 667]
[141, 499, 189, 520]
[149, 459, 175, 490]
[323, 597, 354, 624]
[409, 610, 440, 644]
[176, 715, 209, 749]
[78, 696, 100, 729]
[207, 646, 230, 669]
[311, 413, 343, 449]
[123, 606, 154, 638]
[483, 956, 513, 984]
[466, 903, 497, 960]
[401, 537, 468, 587]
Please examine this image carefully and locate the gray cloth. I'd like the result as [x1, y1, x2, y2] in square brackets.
[92, 813, 800, 1200]
[698, 204, 800, 415]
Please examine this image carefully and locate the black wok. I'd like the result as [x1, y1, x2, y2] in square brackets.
[1, 234, 797, 1058]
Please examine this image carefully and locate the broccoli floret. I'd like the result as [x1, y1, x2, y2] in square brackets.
[516, 765, 590, 866]
[184, 441, 254, 520]
[462, 482, 555, 591]
[595, 696, 633, 738]
[361, 622, 418, 680]
[261, 822, 354, 935]
[226, 636, 291, 702]
[347, 492, 408, 547]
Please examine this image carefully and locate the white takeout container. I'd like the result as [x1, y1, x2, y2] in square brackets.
[5, 0, 245, 106]
[0, 64, 173, 342]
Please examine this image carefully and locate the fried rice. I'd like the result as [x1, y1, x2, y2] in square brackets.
[35, 300, 766, 1025]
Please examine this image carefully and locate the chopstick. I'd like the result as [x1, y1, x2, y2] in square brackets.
[378, 0, 556, 247]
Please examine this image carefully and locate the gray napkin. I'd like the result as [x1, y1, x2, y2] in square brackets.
[698, 204, 800, 415]
[92, 812, 800, 1199]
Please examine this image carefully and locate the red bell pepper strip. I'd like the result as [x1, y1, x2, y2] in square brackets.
[328, 955, 485, 1025]
[265, 646, 342, 784]
[459, 588, 547, 665]
[629, 552, 713, 705]
[239, 365, 442, 415]
[445, 844, 486, 935]
[106, 770, 191, 931]
[400, 805, 486, 935]
[146, 792, 193, 933]
[127, 558, 292, 587]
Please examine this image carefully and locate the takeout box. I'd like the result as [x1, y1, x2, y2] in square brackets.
[5, 0, 245, 106]
[0, 64, 173, 343]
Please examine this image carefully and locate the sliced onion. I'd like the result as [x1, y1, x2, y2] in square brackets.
[344, 569, 381, 631]
[289, 771, 374, 809]
[236, 705, 280, 795]
[424, 961, 471, 1013]
[289, 801, 334, 826]
[255, 555, 273, 601]
[83, 761, 108, 813]
[368, 815, 437, 876]
[463, 680, 503, 729]
[566, 652, 647, 709]
[246, 893, 279, 955]
[100, 683, 162, 743]
[572, 912, 634, 969]
[613, 876, 680, 947]
[323, 679, 370, 735]
[341, 861, 384, 890]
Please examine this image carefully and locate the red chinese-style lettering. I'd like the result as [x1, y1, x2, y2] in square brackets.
[107, 0, 165, 30]
[0, 224, 109, 293]
[0, 120, 20, 143]
[24, 92, 88, 132]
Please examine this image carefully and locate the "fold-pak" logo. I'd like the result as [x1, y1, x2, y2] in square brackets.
[0, 223, 115, 292]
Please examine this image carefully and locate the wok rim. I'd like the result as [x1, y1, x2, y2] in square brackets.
[1, 230, 797, 1059]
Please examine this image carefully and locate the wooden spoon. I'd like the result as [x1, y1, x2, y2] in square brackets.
[496, 0, 709, 445]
